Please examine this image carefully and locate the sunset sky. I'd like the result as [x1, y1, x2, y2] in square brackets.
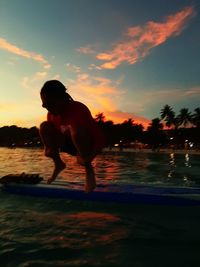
[1, 0, 200, 129]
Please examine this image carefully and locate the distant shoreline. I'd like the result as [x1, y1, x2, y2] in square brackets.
[0, 146, 199, 155]
[103, 147, 200, 155]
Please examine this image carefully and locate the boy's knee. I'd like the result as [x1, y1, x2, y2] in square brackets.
[40, 121, 53, 132]
[44, 147, 56, 157]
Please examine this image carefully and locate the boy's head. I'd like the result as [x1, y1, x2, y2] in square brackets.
[40, 80, 70, 115]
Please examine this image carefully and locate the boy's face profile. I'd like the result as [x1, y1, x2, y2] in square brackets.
[41, 93, 63, 115]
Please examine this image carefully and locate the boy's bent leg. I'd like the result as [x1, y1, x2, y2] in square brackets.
[40, 121, 61, 156]
[70, 126, 102, 192]
[47, 154, 66, 184]
[39, 121, 66, 183]
[85, 163, 96, 193]
[77, 153, 97, 193]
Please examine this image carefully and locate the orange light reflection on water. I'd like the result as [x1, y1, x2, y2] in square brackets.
[45, 211, 129, 249]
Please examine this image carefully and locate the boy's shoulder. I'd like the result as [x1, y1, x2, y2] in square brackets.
[70, 101, 90, 112]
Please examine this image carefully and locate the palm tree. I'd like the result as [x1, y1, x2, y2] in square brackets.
[122, 118, 134, 127]
[192, 107, 200, 128]
[148, 118, 163, 131]
[94, 112, 106, 123]
[160, 105, 173, 119]
[176, 108, 192, 128]
[160, 105, 176, 128]
[146, 118, 166, 150]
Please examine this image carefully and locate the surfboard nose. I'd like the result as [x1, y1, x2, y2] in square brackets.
[0, 173, 43, 184]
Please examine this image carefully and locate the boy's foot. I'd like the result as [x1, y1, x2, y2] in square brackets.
[47, 161, 66, 184]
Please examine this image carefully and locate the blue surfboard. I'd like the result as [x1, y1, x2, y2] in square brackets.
[1, 175, 200, 206]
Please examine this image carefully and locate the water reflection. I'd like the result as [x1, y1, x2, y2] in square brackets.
[168, 153, 176, 178]
[169, 153, 176, 167]
[167, 152, 198, 186]
[0, 148, 199, 186]
[185, 153, 191, 167]
[0, 207, 129, 266]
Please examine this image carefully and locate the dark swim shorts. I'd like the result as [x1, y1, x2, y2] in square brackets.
[60, 136, 77, 156]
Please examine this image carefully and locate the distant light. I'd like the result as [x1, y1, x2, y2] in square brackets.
[189, 142, 194, 148]
[185, 139, 188, 142]
[114, 144, 119, 147]
[170, 137, 174, 140]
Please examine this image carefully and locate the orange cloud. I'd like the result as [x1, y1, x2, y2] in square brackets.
[0, 38, 50, 68]
[66, 63, 81, 73]
[183, 87, 200, 97]
[65, 70, 150, 128]
[21, 71, 48, 91]
[104, 110, 150, 129]
[95, 6, 196, 69]
[67, 73, 122, 112]
[76, 46, 95, 54]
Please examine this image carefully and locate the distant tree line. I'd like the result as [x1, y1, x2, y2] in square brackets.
[95, 105, 200, 149]
[0, 126, 41, 147]
[94, 113, 144, 147]
[0, 105, 199, 149]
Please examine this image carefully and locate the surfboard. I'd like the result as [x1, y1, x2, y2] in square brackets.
[0, 173, 200, 205]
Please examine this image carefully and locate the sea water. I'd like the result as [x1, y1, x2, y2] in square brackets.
[0, 147, 200, 267]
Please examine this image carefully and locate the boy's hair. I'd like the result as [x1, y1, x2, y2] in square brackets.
[40, 80, 73, 101]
